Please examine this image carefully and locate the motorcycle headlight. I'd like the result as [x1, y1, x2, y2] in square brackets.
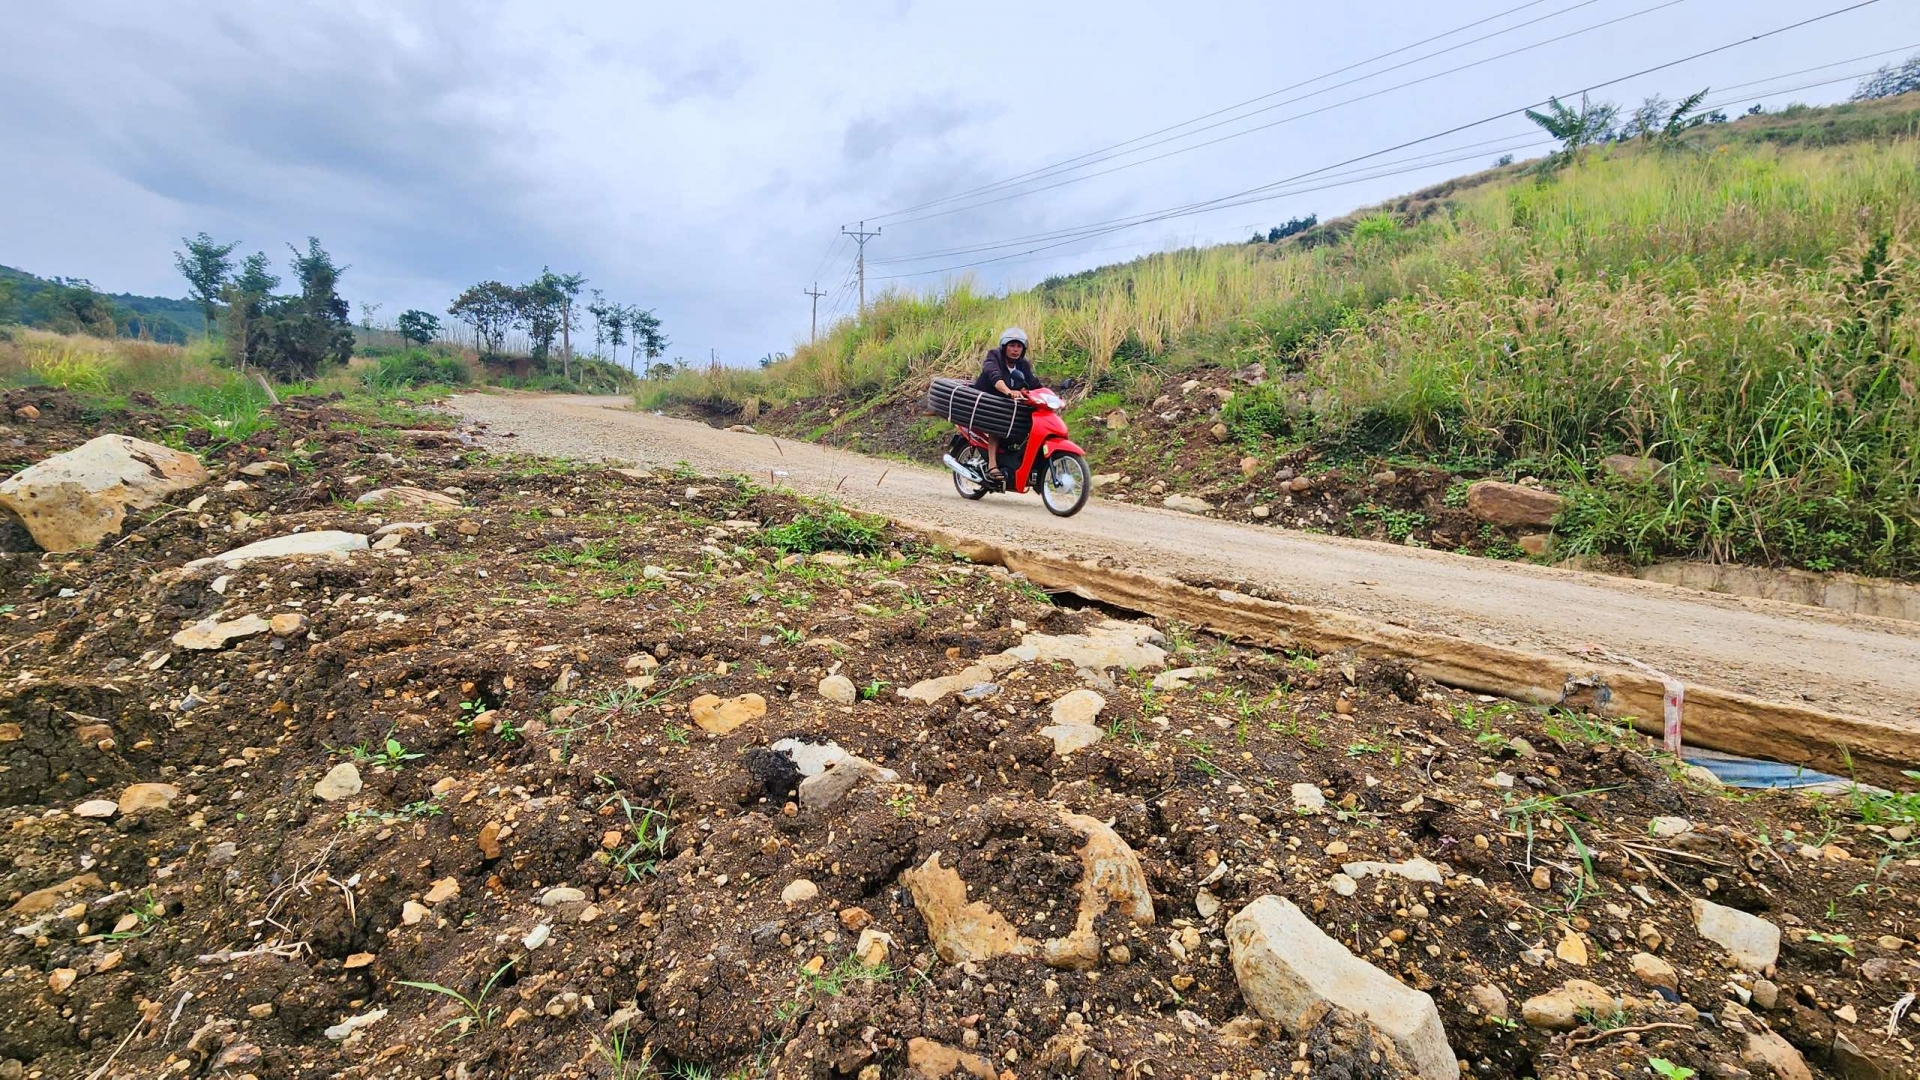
[1036, 390, 1063, 409]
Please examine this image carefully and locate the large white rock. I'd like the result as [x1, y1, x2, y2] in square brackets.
[1228, 895, 1458, 1080]
[0, 435, 209, 551]
[187, 531, 369, 569]
[1693, 899, 1780, 971]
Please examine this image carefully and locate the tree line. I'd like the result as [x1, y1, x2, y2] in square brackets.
[172, 232, 671, 381]
[446, 274, 667, 379]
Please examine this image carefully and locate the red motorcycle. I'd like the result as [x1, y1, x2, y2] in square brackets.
[938, 384, 1091, 517]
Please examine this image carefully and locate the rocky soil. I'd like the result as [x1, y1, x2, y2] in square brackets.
[1, 387, 1917, 1079]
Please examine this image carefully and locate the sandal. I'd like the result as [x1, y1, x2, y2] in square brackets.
[985, 467, 1005, 485]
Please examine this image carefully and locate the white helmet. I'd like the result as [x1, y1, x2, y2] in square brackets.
[999, 327, 1029, 348]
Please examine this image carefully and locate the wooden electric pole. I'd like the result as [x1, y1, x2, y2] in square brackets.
[804, 282, 827, 342]
[841, 221, 881, 317]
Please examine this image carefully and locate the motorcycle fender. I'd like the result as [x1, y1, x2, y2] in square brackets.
[1041, 437, 1085, 458]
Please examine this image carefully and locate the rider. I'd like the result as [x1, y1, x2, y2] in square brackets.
[972, 327, 1035, 483]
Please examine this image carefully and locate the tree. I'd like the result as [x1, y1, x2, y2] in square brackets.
[553, 271, 586, 367]
[1852, 53, 1920, 101]
[512, 271, 565, 367]
[1624, 95, 1671, 140]
[358, 301, 383, 331]
[448, 281, 517, 357]
[585, 288, 609, 358]
[248, 237, 354, 380]
[605, 303, 628, 364]
[1654, 89, 1711, 148]
[629, 307, 667, 370]
[1524, 94, 1619, 167]
[172, 232, 238, 337]
[646, 361, 675, 381]
[397, 309, 441, 347]
[1494, 154, 1515, 167]
[220, 253, 278, 372]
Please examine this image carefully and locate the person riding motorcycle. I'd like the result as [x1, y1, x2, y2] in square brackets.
[972, 327, 1035, 483]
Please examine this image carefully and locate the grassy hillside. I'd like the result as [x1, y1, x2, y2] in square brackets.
[649, 97, 1920, 579]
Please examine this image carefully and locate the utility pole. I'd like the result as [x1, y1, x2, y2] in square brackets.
[803, 282, 827, 342]
[841, 221, 881, 317]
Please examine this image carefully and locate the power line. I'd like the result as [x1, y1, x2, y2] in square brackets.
[872, 139, 1556, 280]
[869, 1, 1887, 282]
[879, 0, 1692, 229]
[864, 0, 1577, 222]
[871, 132, 1543, 265]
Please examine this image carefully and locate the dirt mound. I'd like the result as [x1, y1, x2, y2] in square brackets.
[0, 388, 1913, 1079]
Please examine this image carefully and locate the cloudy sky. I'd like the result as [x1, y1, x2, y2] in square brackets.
[5, 0, 1914, 363]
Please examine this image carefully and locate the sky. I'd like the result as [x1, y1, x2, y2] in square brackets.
[4, 0, 1916, 365]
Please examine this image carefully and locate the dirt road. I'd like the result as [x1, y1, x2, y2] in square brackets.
[454, 393, 1920, 732]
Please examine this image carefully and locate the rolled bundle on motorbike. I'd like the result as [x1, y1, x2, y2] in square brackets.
[925, 377, 1031, 441]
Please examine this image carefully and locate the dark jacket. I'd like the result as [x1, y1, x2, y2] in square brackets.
[972, 347, 1035, 395]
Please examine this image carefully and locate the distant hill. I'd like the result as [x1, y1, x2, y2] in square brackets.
[0, 263, 200, 343]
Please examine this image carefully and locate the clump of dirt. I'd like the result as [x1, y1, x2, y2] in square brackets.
[0, 386, 1914, 1079]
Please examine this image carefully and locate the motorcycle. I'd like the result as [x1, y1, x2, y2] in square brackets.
[940, 385, 1091, 517]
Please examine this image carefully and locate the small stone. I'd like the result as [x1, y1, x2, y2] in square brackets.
[170, 613, 273, 650]
[782, 879, 819, 905]
[1520, 980, 1615, 1031]
[248, 1003, 275, 1019]
[313, 762, 363, 802]
[424, 877, 459, 904]
[1555, 930, 1588, 967]
[1750, 978, 1779, 1010]
[270, 612, 308, 637]
[523, 924, 551, 950]
[839, 907, 874, 932]
[1693, 898, 1780, 971]
[73, 799, 117, 819]
[1834, 1004, 1857, 1024]
[1630, 952, 1677, 991]
[689, 692, 767, 734]
[117, 782, 179, 815]
[817, 674, 857, 706]
[1329, 874, 1358, 897]
[1291, 783, 1326, 813]
[48, 968, 77, 993]
[1468, 984, 1509, 1022]
[1649, 816, 1693, 839]
[343, 952, 375, 969]
[540, 886, 586, 907]
[401, 901, 429, 925]
[1742, 1030, 1814, 1080]
[1530, 866, 1553, 891]
[478, 821, 503, 860]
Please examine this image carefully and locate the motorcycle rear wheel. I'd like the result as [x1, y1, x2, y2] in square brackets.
[952, 445, 988, 500]
[1041, 453, 1091, 517]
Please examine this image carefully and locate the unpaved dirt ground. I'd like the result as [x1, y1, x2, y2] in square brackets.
[452, 395, 1920, 734]
[4, 388, 1918, 1080]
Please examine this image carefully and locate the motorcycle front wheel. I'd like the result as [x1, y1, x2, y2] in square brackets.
[1041, 453, 1091, 517]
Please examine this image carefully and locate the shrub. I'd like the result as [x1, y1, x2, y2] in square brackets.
[763, 507, 888, 555]
[364, 349, 470, 391]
